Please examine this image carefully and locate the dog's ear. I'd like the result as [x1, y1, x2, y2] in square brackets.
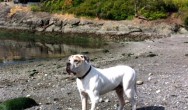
[81, 55, 90, 63]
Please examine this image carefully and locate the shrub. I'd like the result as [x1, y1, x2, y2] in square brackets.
[99, 0, 134, 20]
[72, 0, 134, 20]
[163, 1, 178, 12]
[30, 0, 188, 20]
[30, 5, 41, 12]
[70, 0, 102, 17]
[141, 10, 168, 20]
[139, 0, 170, 20]
[39, 0, 65, 13]
[168, 0, 188, 9]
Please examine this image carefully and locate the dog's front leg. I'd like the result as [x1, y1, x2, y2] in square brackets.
[90, 98, 98, 110]
[80, 92, 88, 110]
[89, 91, 100, 110]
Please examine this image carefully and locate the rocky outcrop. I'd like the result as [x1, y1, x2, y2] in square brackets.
[0, 3, 188, 41]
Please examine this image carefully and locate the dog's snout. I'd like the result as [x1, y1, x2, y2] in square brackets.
[66, 62, 72, 75]
[66, 62, 71, 66]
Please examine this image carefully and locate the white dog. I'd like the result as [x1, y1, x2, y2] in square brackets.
[66, 54, 137, 110]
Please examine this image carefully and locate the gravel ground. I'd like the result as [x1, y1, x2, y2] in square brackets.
[0, 35, 188, 110]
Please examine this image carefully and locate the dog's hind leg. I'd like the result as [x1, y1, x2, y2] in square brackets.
[115, 85, 125, 110]
[123, 76, 137, 110]
[124, 88, 136, 110]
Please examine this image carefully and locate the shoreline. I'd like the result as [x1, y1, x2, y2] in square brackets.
[1, 3, 188, 42]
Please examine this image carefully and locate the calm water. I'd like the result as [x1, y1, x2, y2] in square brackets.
[0, 29, 106, 63]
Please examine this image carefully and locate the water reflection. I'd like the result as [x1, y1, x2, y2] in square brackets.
[0, 29, 105, 63]
[0, 40, 102, 63]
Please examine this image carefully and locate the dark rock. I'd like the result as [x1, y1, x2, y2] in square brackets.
[171, 94, 178, 97]
[81, 51, 89, 54]
[147, 53, 157, 57]
[147, 52, 158, 57]
[42, 18, 50, 26]
[0, 97, 39, 110]
[53, 98, 59, 102]
[128, 53, 134, 57]
[29, 69, 39, 77]
[35, 19, 43, 27]
[171, 24, 180, 33]
[103, 49, 109, 53]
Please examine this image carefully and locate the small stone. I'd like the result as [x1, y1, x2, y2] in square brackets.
[136, 80, 144, 85]
[26, 94, 31, 97]
[148, 76, 152, 81]
[156, 90, 161, 94]
[165, 82, 169, 85]
[38, 106, 43, 110]
[105, 99, 110, 102]
[99, 98, 103, 103]
[114, 104, 118, 109]
[149, 73, 153, 76]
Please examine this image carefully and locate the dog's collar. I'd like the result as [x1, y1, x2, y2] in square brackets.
[78, 66, 92, 79]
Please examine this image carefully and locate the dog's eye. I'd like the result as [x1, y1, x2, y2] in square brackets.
[74, 60, 79, 63]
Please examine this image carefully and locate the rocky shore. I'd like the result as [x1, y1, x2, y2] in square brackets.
[0, 3, 188, 41]
[0, 35, 188, 110]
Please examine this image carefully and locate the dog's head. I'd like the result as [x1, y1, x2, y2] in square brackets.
[66, 54, 90, 76]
